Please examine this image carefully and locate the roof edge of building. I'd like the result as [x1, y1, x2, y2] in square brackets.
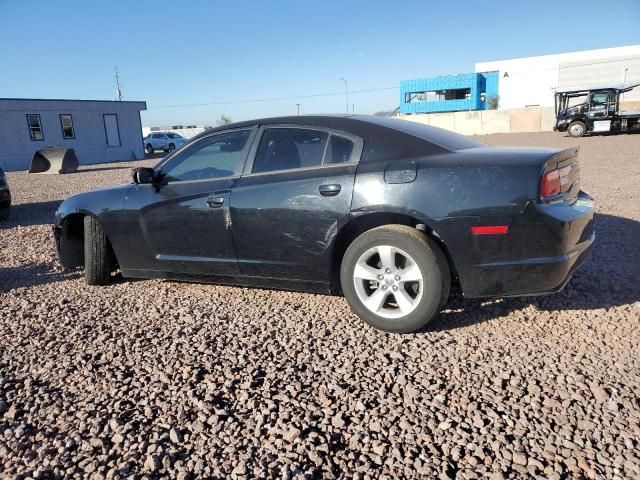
[0, 97, 146, 106]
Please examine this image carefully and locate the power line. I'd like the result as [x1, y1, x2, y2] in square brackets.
[147, 86, 397, 109]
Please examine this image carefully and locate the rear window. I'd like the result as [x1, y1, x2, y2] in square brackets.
[325, 135, 354, 164]
[363, 116, 486, 151]
[253, 128, 328, 173]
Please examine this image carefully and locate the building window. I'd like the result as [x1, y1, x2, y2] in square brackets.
[405, 88, 471, 103]
[27, 114, 44, 141]
[60, 114, 75, 139]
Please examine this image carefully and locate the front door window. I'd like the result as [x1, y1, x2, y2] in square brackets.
[161, 130, 252, 181]
[589, 91, 610, 117]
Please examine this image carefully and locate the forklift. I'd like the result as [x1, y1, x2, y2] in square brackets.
[554, 82, 640, 137]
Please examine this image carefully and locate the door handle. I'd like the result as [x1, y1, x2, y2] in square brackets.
[206, 196, 225, 208]
[319, 184, 341, 197]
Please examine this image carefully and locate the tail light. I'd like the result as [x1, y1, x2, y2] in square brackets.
[541, 162, 579, 200]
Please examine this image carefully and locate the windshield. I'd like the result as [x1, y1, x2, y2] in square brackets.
[166, 133, 184, 139]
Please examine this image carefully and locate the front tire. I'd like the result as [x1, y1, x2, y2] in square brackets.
[340, 225, 450, 333]
[146, 144, 154, 154]
[568, 121, 586, 137]
[166, 143, 176, 153]
[84, 216, 113, 286]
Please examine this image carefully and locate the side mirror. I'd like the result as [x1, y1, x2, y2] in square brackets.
[132, 167, 156, 184]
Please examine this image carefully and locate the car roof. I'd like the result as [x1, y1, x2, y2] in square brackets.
[193, 114, 484, 161]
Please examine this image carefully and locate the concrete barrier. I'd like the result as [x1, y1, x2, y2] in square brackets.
[480, 110, 510, 134]
[454, 111, 482, 136]
[427, 112, 455, 131]
[540, 107, 556, 132]
[399, 106, 558, 135]
[510, 108, 542, 133]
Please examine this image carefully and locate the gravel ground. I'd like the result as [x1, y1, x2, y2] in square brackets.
[1, 132, 639, 479]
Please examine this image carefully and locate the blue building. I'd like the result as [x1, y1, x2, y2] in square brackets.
[400, 72, 499, 114]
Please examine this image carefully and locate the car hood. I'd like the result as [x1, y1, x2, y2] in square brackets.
[55, 183, 132, 227]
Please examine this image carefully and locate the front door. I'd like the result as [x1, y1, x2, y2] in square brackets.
[588, 90, 612, 118]
[230, 126, 362, 286]
[124, 128, 255, 276]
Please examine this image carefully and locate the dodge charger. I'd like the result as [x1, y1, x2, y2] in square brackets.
[54, 116, 594, 332]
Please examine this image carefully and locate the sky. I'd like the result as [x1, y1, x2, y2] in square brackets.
[1, 0, 639, 127]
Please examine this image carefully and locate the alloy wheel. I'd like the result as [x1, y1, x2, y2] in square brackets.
[352, 245, 423, 319]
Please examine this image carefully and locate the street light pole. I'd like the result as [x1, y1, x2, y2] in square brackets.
[340, 77, 349, 115]
[296, 103, 300, 115]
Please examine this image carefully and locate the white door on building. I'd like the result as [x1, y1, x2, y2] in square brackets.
[104, 114, 121, 147]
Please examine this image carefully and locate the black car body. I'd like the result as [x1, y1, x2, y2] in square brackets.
[54, 115, 594, 332]
[554, 83, 640, 137]
[0, 166, 11, 221]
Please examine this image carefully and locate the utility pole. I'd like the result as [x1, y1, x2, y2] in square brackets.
[114, 67, 123, 101]
[340, 77, 349, 114]
[296, 103, 300, 115]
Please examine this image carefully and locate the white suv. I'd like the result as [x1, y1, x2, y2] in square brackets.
[143, 132, 187, 154]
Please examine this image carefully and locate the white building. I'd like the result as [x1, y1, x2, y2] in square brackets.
[0, 98, 146, 171]
[475, 45, 640, 109]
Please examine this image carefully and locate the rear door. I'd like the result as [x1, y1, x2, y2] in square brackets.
[229, 125, 363, 285]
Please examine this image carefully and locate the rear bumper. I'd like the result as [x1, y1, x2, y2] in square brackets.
[457, 191, 595, 298]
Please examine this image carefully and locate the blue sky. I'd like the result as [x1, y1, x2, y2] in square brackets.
[1, 0, 639, 126]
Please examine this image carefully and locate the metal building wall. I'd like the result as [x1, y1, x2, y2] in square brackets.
[475, 45, 640, 109]
[0, 99, 146, 171]
[400, 73, 483, 114]
[558, 55, 640, 103]
[481, 71, 500, 104]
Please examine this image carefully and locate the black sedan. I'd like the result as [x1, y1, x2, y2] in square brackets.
[0, 165, 10, 221]
[54, 115, 594, 332]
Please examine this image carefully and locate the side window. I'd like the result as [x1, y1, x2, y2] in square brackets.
[60, 114, 75, 139]
[161, 130, 251, 182]
[253, 128, 328, 173]
[324, 135, 354, 164]
[591, 92, 609, 106]
[27, 114, 44, 141]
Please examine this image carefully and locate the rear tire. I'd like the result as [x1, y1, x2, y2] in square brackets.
[0, 206, 9, 221]
[84, 216, 113, 286]
[568, 121, 586, 137]
[340, 225, 450, 333]
[146, 144, 154, 154]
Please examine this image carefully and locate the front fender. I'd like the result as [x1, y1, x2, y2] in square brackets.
[55, 184, 132, 266]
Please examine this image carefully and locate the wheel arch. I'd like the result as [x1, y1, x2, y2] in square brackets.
[58, 212, 118, 269]
[330, 212, 458, 294]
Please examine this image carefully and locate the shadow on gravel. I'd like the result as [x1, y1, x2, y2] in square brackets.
[0, 264, 79, 292]
[428, 213, 640, 331]
[1, 200, 61, 227]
